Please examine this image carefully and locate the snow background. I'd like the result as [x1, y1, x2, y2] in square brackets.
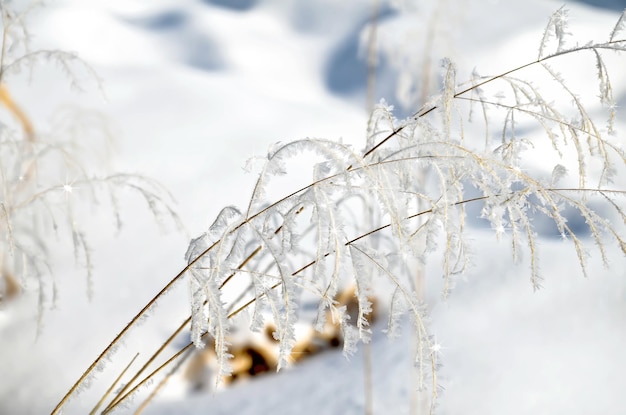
[0, 0, 625, 414]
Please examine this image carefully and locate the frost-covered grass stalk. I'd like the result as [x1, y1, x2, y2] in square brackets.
[53, 8, 626, 415]
[0, 5, 180, 330]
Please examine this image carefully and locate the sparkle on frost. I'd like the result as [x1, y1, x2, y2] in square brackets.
[430, 337, 446, 357]
[61, 176, 78, 198]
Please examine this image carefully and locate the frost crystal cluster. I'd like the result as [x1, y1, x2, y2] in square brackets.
[183, 9, 626, 406]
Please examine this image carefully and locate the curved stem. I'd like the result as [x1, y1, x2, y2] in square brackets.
[51, 33, 626, 412]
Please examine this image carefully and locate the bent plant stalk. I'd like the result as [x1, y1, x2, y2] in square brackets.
[51, 13, 626, 414]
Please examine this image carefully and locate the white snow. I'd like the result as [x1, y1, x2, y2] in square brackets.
[0, 0, 625, 414]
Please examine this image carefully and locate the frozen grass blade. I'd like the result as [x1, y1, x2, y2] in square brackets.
[49, 7, 626, 414]
[89, 353, 139, 415]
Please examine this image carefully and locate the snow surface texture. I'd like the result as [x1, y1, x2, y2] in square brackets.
[0, 0, 625, 414]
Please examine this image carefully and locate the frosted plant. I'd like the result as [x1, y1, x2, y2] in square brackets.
[53, 7, 626, 415]
[0, 5, 181, 328]
[370, 0, 464, 111]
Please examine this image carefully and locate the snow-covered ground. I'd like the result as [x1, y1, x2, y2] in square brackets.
[1, 0, 625, 414]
